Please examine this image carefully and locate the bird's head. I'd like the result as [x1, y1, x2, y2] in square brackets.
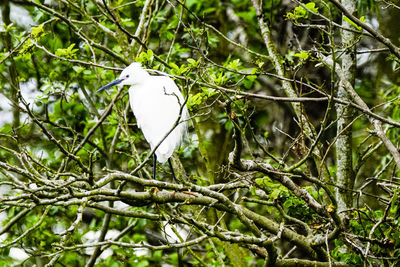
[97, 62, 148, 92]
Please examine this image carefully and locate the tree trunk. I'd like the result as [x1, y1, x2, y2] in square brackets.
[335, 0, 356, 213]
[1, 0, 20, 130]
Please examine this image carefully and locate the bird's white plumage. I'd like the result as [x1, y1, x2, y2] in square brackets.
[118, 63, 189, 163]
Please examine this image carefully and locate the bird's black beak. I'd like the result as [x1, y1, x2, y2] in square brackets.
[97, 78, 124, 92]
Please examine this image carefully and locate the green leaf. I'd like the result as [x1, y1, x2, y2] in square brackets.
[170, 62, 179, 70]
[147, 49, 154, 62]
[286, 2, 318, 21]
[250, 186, 256, 196]
[187, 58, 200, 67]
[343, 16, 362, 30]
[55, 43, 79, 59]
[283, 199, 293, 208]
[31, 24, 44, 38]
[270, 189, 281, 200]
[304, 2, 318, 13]
[294, 51, 310, 60]
[72, 66, 85, 74]
[391, 190, 398, 215]
[293, 6, 307, 19]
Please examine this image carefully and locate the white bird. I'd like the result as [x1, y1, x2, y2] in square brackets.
[97, 62, 189, 181]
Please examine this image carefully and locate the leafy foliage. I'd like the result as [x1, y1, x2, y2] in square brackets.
[1, 0, 400, 266]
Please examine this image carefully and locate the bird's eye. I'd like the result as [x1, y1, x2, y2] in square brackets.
[126, 74, 130, 78]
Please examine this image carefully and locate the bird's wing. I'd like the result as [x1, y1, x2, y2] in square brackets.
[129, 76, 189, 163]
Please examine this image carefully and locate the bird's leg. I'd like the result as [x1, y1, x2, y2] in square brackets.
[151, 154, 160, 194]
[168, 158, 177, 182]
[153, 154, 157, 180]
[168, 158, 197, 197]
[168, 158, 178, 196]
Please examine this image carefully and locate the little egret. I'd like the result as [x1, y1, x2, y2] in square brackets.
[97, 62, 189, 181]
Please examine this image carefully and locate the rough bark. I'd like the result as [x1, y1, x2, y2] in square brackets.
[1, 0, 20, 130]
[335, 0, 356, 213]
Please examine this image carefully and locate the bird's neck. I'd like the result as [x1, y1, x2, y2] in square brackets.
[133, 69, 151, 84]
